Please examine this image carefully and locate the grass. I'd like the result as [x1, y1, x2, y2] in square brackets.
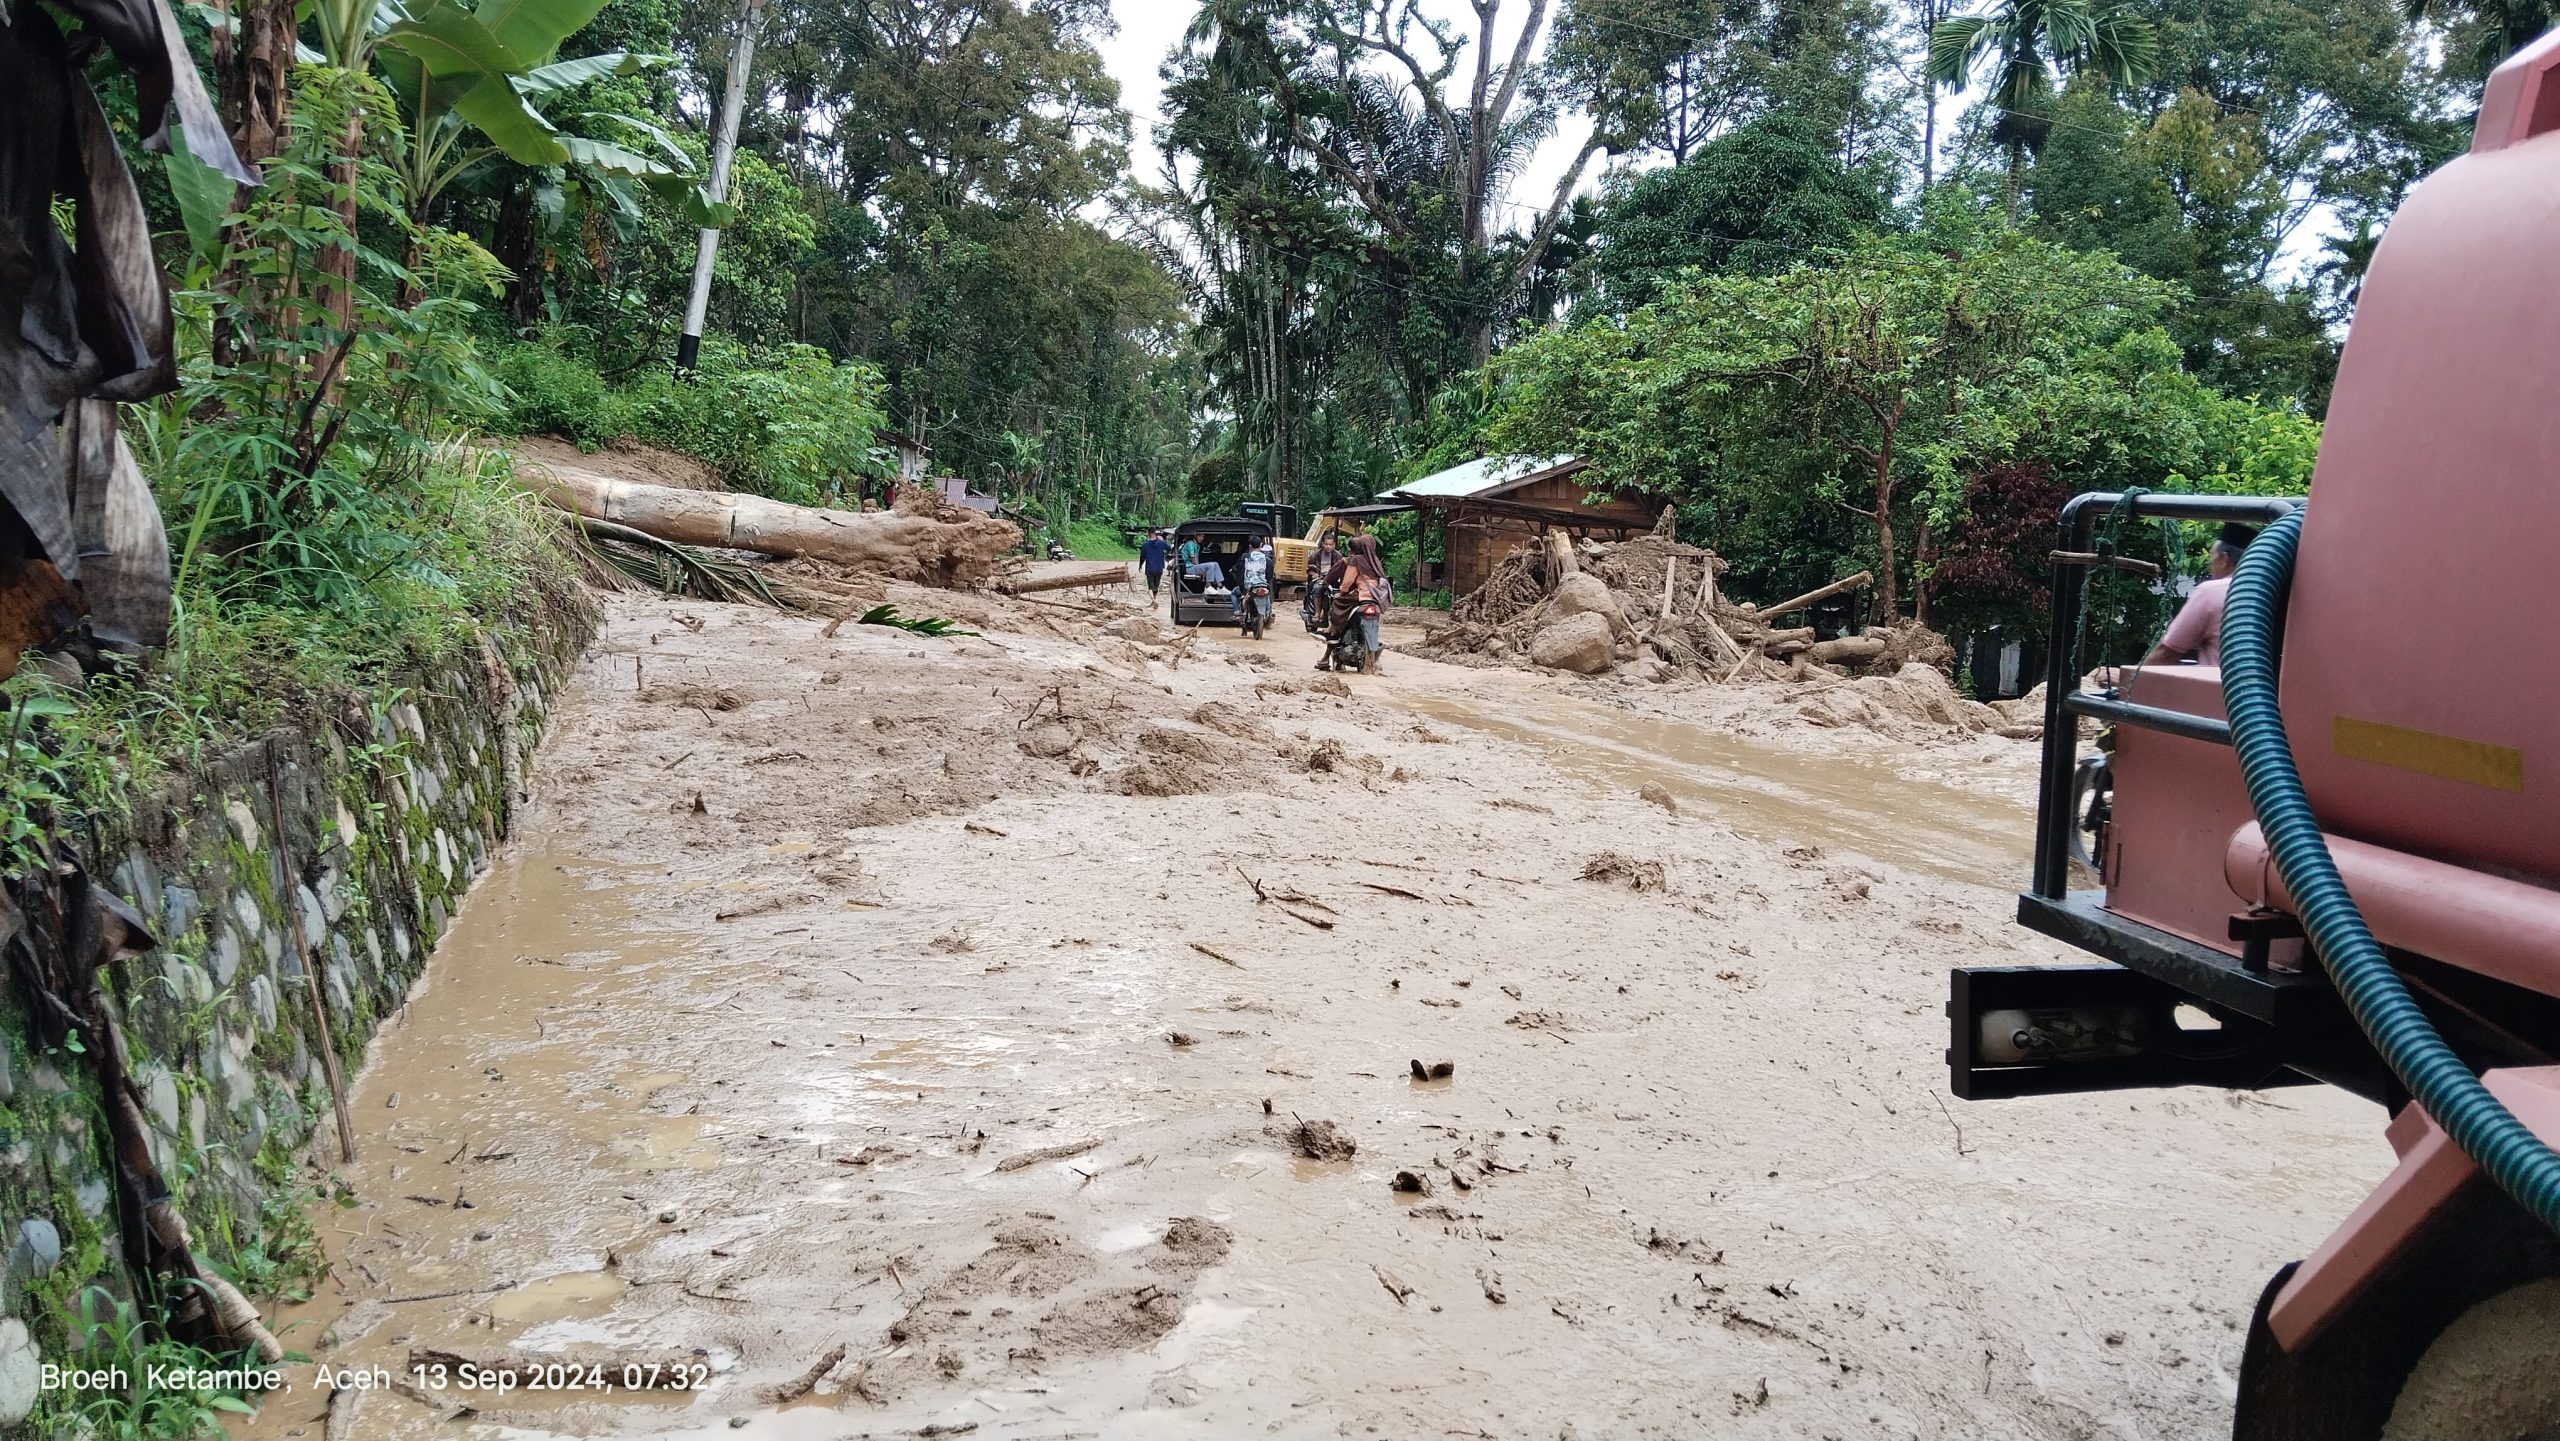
[5, 446, 575, 870]
[490, 336, 892, 507]
[25, 1288, 275, 1439]
[1059, 516, 1139, 560]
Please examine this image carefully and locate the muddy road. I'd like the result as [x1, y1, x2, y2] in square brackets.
[237, 581, 2387, 1441]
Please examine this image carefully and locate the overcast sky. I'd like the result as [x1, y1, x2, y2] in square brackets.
[1094, 0, 1603, 212]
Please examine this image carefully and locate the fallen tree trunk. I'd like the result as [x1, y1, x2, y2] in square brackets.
[1808, 635, 1888, 666]
[1751, 625, 1816, 647]
[997, 564, 1130, 596]
[1757, 570, 1872, 620]
[532, 467, 1019, 587]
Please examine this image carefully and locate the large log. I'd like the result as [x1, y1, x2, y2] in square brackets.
[1751, 625, 1815, 647]
[1808, 634, 1888, 666]
[532, 466, 1019, 587]
[997, 564, 1131, 595]
[1758, 570, 1872, 620]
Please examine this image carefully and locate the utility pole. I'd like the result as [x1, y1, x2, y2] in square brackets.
[677, 0, 766, 373]
[1918, 0, 1941, 193]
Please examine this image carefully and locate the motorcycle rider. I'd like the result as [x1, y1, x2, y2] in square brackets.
[1235, 534, 1274, 622]
[1302, 532, 1340, 633]
[1316, 534, 1388, 675]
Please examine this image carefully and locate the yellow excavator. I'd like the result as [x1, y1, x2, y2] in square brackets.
[1254, 503, 1375, 588]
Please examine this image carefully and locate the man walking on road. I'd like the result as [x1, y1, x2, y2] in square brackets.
[1140, 530, 1169, 596]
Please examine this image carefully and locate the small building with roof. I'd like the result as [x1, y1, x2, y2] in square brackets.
[1381, 455, 1666, 595]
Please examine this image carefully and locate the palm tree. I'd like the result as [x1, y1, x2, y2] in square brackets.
[2404, 0, 2556, 83]
[1928, 0, 2158, 214]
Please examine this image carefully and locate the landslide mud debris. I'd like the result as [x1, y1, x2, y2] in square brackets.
[1404, 521, 2050, 745]
[1289, 1118, 1360, 1161]
[233, 578, 2384, 1441]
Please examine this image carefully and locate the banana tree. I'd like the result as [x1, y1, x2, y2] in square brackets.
[379, 47, 725, 249]
[289, 0, 633, 320]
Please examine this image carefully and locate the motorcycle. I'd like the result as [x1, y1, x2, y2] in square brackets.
[1239, 581, 1275, 639]
[1301, 578, 1333, 635]
[1318, 598, 1380, 673]
[1044, 539, 1071, 561]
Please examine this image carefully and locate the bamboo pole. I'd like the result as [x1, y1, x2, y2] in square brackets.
[1758, 570, 1872, 620]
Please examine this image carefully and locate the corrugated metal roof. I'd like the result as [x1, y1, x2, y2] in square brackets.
[1385, 454, 1583, 500]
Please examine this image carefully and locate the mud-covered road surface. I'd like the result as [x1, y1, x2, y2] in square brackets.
[235, 578, 2390, 1440]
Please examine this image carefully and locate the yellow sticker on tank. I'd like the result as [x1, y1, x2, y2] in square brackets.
[2332, 716, 2523, 792]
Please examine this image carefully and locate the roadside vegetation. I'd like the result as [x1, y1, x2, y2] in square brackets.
[0, 0, 2541, 1429]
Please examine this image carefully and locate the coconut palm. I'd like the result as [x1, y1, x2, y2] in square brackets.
[2404, 0, 2556, 82]
[1928, 0, 2158, 213]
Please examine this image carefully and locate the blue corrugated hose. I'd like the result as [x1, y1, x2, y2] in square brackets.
[2221, 507, 2560, 1234]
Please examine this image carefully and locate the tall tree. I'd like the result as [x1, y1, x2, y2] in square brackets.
[1280, 0, 1605, 365]
[1928, 0, 2159, 209]
[1489, 206, 2179, 620]
[1545, 0, 1779, 163]
[2405, 0, 2555, 82]
[1582, 111, 1890, 310]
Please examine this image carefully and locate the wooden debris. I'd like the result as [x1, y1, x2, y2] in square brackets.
[992, 1137, 1102, 1173]
[1758, 570, 1872, 620]
[762, 1342, 848, 1403]
[531, 466, 1017, 585]
[995, 564, 1130, 595]
[1187, 941, 1246, 968]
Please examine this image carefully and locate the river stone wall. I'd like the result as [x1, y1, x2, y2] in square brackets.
[0, 593, 593, 1419]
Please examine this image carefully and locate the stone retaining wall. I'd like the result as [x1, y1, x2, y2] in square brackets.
[0, 593, 593, 1415]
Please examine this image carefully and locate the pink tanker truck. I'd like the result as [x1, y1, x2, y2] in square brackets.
[1948, 31, 2560, 1439]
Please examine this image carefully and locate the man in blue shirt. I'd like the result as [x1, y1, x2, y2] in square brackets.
[1139, 530, 1169, 596]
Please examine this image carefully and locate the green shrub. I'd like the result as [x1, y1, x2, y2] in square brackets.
[1060, 516, 1138, 560]
[490, 337, 891, 506]
[492, 344, 616, 448]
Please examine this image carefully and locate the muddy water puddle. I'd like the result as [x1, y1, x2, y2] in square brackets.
[229, 848, 739, 1440]
[1394, 687, 2029, 886]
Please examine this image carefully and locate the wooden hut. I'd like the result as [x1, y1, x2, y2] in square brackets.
[1387, 456, 1665, 595]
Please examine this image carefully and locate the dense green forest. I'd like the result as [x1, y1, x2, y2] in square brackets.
[90, 0, 2553, 688]
[432, 0, 2504, 621]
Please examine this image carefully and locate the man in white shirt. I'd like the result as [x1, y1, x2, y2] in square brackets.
[1234, 535, 1272, 616]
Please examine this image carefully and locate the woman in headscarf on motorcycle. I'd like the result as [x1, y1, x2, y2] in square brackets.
[1319, 534, 1389, 675]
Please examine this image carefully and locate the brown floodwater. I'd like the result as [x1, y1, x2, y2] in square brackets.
[1389, 687, 2031, 888]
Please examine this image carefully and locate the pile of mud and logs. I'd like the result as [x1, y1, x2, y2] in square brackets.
[530, 466, 1020, 588]
[1425, 514, 1952, 684]
[1409, 516, 2040, 738]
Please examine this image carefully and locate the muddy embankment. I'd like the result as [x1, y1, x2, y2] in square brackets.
[233, 580, 2390, 1441]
